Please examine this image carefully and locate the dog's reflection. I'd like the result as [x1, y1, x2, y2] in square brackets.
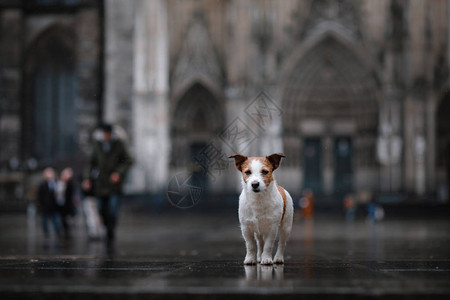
[244, 264, 284, 281]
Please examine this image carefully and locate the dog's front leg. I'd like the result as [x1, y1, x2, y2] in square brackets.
[242, 227, 257, 265]
[255, 234, 264, 263]
[260, 226, 278, 265]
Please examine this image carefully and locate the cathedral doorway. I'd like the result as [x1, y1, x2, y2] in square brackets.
[282, 35, 379, 201]
[334, 137, 353, 197]
[303, 137, 323, 195]
[171, 83, 224, 193]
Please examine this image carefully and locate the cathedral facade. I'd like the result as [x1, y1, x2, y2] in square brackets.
[1, 0, 449, 207]
[107, 0, 449, 204]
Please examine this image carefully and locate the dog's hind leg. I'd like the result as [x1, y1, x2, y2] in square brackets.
[274, 225, 291, 264]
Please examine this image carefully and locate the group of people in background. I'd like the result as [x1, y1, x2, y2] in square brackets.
[37, 167, 75, 239]
[36, 123, 133, 245]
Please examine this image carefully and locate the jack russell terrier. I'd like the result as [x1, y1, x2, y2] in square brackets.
[229, 153, 293, 265]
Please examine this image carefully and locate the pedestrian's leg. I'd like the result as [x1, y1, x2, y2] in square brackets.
[106, 194, 121, 242]
[55, 212, 62, 237]
[51, 212, 62, 238]
[42, 213, 50, 238]
[61, 213, 69, 238]
[91, 198, 102, 238]
[97, 196, 108, 227]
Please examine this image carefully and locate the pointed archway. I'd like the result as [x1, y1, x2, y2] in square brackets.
[281, 34, 379, 198]
[170, 83, 225, 170]
[171, 13, 223, 103]
[24, 25, 77, 163]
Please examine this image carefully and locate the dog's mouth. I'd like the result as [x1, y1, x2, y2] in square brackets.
[252, 188, 260, 193]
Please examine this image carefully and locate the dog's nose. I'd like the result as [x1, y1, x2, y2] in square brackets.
[251, 181, 259, 189]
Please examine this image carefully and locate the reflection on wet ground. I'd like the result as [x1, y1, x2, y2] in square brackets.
[0, 209, 449, 299]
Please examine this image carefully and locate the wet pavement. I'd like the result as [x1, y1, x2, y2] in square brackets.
[0, 207, 450, 299]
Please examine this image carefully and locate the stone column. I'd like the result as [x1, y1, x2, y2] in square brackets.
[104, 0, 135, 133]
[414, 100, 427, 196]
[404, 94, 427, 196]
[425, 93, 437, 193]
[378, 88, 403, 193]
[130, 0, 169, 193]
[403, 96, 415, 192]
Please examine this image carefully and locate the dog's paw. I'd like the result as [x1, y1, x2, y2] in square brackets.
[244, 256, 257, 265]
[273, 255, 284, 264]
[260, 257, 273, 265]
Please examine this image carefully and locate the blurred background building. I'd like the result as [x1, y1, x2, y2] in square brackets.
[0, 0, 449, 210]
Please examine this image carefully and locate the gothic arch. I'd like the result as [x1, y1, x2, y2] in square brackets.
[280, 33, 380, 195]
[171, 76, 223, 111]
[23, 24, 77, 163]
[171, 13, 223, 106]
[25, 24, 76, 73]
[280, 29, 381, 90]
[282, 35, 379, 127]
[170, 82, 225, 168]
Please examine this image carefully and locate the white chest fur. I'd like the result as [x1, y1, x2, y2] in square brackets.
[238, 181, 284, 234]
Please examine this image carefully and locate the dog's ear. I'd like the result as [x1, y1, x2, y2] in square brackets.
[229, 154, 248, 171]
[266, 153, 286, 171]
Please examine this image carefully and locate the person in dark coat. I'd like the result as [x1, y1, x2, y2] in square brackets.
[37, 168, 61, 238]
[82, 124, 133, 243]
[56, 168, 75, 239]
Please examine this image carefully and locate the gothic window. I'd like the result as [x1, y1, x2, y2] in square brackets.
[26, 28, 77, 162]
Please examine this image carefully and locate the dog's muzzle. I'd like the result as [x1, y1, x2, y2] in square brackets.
[251, 181, 260, 193]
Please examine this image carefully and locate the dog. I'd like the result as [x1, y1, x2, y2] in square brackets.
[229, 153, 293, 265]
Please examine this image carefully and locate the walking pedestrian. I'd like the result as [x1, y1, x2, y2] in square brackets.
[56, 167, 75, 239]
[37, 168, 61, 239]
[82, 123, 132, 244]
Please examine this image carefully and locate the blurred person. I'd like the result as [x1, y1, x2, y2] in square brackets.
[56, 167, 75, 239]
[343, 194, 356, 221]
[299, 189, 314, 219]
[82, 123, 132, 244]
[37, 167, 61, 238]
[367, 202, 385, 222]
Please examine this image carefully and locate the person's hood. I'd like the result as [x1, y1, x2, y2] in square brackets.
[92, 125, 128, 143]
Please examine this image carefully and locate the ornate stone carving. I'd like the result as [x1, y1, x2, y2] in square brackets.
[301, 0, 362, 42]
[172, 13, 222, 94]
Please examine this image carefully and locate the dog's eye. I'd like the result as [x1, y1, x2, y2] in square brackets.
[244, 170, 251, 175]
[261, 170, 269, 175]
